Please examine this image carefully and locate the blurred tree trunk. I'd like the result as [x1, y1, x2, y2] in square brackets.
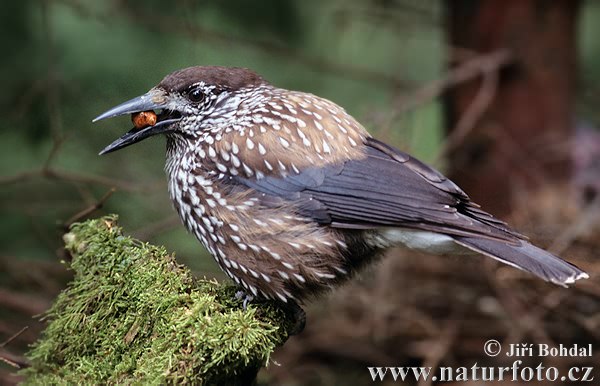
[444, 0, 580, 216]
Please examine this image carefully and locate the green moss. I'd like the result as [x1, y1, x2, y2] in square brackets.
[22, 215, 296, 385]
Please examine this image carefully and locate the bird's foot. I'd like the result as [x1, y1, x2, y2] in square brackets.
[234, 291, 305, 335]
[234, 290, 254, 310]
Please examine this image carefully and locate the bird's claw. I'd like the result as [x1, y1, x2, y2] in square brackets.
[234, 290, 254, 310]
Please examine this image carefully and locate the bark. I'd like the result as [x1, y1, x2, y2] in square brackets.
[445, 0, 580, 215]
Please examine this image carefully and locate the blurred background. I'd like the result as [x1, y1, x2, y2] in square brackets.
[2, 0, 600, 384]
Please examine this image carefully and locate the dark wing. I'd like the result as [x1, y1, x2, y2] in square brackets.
[234, 137, 588, 286]
[236, 137, 524, 242]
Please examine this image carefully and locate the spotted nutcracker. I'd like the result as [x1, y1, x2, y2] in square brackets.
[94, 66, 588, 303]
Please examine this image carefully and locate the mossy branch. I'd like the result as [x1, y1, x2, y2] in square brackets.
[21, 215, 298, 385]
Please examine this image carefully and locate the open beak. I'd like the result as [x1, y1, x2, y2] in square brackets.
[93, 89, 181, 155]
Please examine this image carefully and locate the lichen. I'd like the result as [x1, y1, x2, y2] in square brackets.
[22, 215, 296, 385]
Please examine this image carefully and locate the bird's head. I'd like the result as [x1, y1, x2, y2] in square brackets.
[94, 66, 267, 154]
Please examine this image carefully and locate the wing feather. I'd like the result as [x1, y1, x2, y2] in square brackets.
[235, 137, 524, 242]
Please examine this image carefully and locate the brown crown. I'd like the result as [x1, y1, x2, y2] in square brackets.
[158, 66, 267, 92]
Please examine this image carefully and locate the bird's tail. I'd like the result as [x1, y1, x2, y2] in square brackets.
[453, 237, 588, 286]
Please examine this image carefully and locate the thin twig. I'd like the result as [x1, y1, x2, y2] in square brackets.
[0, 327, 30, 369]
[0, 350, 29, 369]
[434, 61, 499, 162]
[63, 188, 116, 229]
[0, 167, 151, 193]
[375, 49, 513, 140]
[0, 327, 29, 348]
[396, 49, 512, 114]
[42, 135, 67, 170]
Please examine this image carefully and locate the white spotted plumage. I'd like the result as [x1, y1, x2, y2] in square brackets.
[159, 67, 374, 303]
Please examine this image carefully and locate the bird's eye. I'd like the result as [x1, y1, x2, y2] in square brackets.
[188, 88, 205, 103]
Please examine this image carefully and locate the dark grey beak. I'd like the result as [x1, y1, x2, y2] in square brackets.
[93, 90, 181, 155]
